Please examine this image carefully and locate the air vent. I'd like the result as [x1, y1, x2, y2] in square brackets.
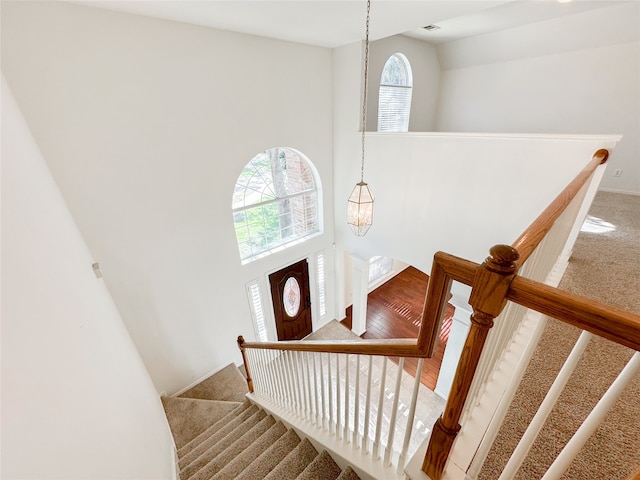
[423, 24, 441, 31]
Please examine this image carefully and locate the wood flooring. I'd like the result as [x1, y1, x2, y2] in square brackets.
[341, 266, 454, 390]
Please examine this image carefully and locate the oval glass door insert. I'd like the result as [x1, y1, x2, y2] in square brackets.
[283, 276, 301, 317]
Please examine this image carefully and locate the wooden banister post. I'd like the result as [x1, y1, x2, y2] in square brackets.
[237, 336, 254, 393]
[423, 245, 519, 479]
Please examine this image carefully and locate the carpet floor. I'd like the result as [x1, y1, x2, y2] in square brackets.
[479, 191, 640, 479]
[163, 362, 362, 480]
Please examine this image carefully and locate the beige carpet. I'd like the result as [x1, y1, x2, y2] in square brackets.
[163, 362, 363, 479]
[479, 191, 640, 479]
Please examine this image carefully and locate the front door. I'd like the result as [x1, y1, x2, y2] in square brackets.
[269, 259, 312, 340]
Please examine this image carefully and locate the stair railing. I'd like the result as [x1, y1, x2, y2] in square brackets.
[238, 149, 640, 478]
[423, 149, 640, 479]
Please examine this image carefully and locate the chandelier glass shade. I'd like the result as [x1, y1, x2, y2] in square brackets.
[347, 181, 374, 236]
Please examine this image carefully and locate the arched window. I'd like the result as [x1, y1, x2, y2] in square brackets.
[377, 53, 413, 132]
[232, 147, 320, 263]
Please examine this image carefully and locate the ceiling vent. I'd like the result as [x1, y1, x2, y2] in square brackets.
[423, 24, 441, 31]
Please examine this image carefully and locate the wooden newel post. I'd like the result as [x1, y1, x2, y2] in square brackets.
[237, 336, 254, 393]
[423, 245, 519, 479]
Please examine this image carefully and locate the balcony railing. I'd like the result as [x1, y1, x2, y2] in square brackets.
[238, 149, 640, 479]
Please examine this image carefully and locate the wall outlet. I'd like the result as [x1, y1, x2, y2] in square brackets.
[613, 169, 623, 177]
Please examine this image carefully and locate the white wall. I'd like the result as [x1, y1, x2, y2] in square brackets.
[366, 34, 441, 132]
[333, 41, 621, 310]
[1, 1, 335, 395]
[1, 76, 174, 479]
[435, 2, 640, 195]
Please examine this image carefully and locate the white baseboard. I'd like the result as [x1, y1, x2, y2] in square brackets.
[598, 187, 640, 196]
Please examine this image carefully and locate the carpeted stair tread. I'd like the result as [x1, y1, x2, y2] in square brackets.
[179, 362, 248, 402]
[180, 406, 265, 473]
[234, 428, 302, 480]
[178, 400, 255, 460]
[162, 396, 241, 449]
[296, 450, 342, 480]
[263, 438, 320, 480]
[336, 466, 361, 480]
[211, 420, 288, 479]
[187, 414, 277, 480]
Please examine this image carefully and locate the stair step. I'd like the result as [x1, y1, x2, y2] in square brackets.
[180, 407, 265, 475]
[211, 420, 288, 479]
[296, 450, 342, 480]
[162, 396, 241, 449]
[263, 438, 319, 480]
[179, 363, 248, 402]
[234, 428, 301, 480]
[178, 400, 254, 459]
[336, 466, 361, 480]
[165, 361, 362, 480]
[187, 414, 276, 480]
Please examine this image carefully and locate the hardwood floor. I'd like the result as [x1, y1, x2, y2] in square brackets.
[342, 266, 454, 391]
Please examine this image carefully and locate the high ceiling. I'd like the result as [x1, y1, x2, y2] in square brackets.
[69, 0, 636, 48]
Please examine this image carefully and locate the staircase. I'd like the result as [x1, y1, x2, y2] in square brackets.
[163, 363, 362, 480]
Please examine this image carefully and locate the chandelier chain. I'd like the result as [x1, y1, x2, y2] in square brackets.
[360, 0, 371, 183]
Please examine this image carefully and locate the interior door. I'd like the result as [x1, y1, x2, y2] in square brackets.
[269, 259, 312, 341]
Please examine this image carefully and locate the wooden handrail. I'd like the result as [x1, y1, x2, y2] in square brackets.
[512, 149, 608, 266]
[240, 338, 422, 357]
[508, 276, 640, 352]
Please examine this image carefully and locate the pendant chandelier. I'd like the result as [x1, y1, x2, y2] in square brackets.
[347, 0, 374, 237]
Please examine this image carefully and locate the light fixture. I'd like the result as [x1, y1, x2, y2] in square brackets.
[347, 0, 374, 236]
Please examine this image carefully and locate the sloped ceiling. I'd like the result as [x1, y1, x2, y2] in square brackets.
[67, 0, 637, 49]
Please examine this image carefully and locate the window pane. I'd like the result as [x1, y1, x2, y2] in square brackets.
[378, 53, 413, 133]
[232, 147, 320, 263]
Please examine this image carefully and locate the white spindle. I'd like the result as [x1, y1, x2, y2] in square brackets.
[500, 331, 593, 480]
[328, 352, 334, 434]
[277, 350, 289, 408]
[541, 352, 640, 480]
[353, 355, 361, 446]
[336, 354, 342, 438]
[399, 357, 424, 472]
[319, 352, 327, 428]
[385, 357, 404, 466]
[310, 352, 322, 425]
[363, 355, 373, 453]
[293, 351, 307, 417]
[305, 352, 313, 421]
[344, 354, 350, 441]
[253, 349, 263, 393]
[373, 356, 388, 458]
[286, 351, 298, 411]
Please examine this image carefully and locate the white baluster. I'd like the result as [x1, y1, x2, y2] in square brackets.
[312, 352, 320, 425]
[541, 352, 640, 480]
[336, 354, 342, 438]
[500, 331, 593, 480]
[344, 354, 350, 441]
[373, 356, 388, 459]
[399, 357, 424, 473]
[328, 353, 334, 434]
[305, 351, 314, 423]
[385, 357, 404, 467]
[296, 351, 305, 415]
[363, 355, 373, 453]
[353, 355, 361, 447]
[320, 352, 327, 429]
[286, 350, 300, 412]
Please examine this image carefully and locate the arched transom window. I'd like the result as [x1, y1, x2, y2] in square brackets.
[377, 53, 413, 132]
[233, 147, 320, 263]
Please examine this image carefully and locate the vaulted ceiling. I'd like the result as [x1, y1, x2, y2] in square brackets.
[68, 0, 636, 48]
